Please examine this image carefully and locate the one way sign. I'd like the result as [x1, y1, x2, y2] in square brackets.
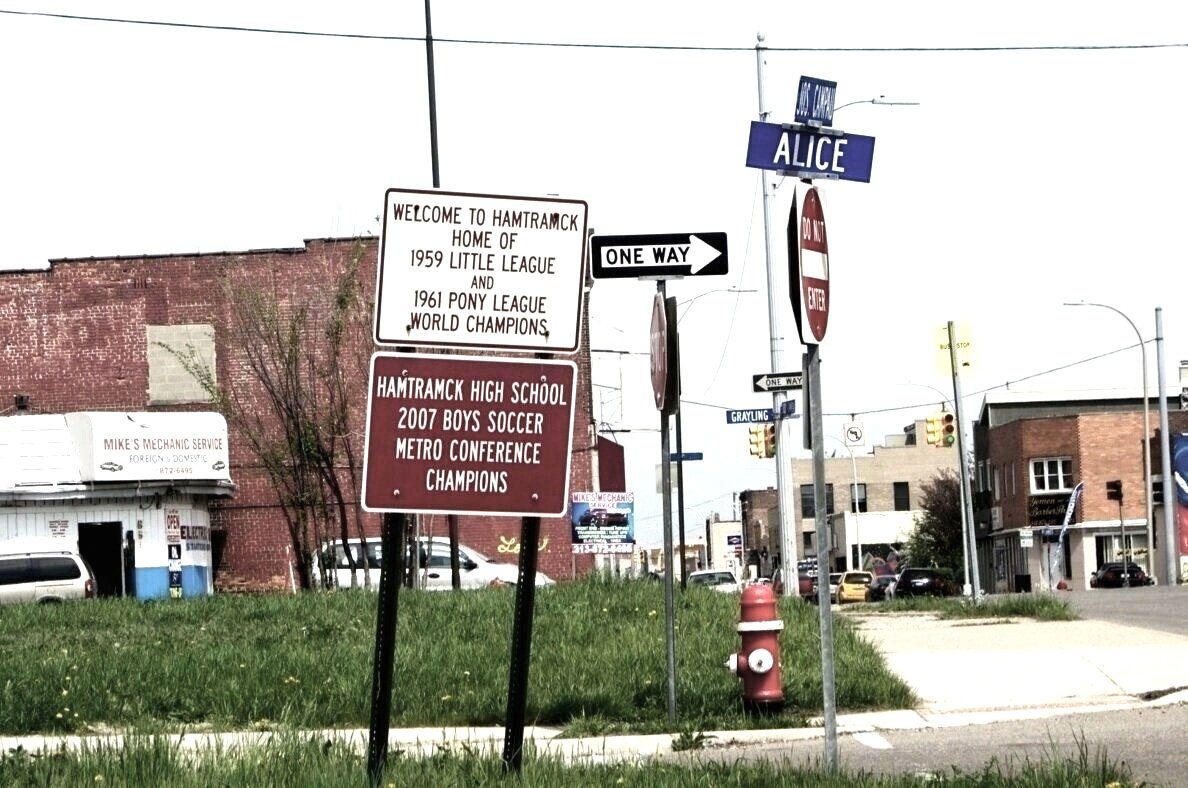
[752, 372, 804, 392]
[590, 232, 728, 280]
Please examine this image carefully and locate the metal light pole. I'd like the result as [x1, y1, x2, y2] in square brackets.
[1064, 302, 1153, 576]
[754, 35, 800, 597]
[826, 436, 861, 570]
[1155, 307, 1177, 584]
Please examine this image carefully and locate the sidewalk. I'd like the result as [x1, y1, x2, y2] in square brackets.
[5, 611, 1188, 763]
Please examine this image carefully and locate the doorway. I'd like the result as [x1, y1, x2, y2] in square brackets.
[78, 521, 124, 597]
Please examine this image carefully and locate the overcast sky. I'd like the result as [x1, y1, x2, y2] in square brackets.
[2, 2, 1185, 544]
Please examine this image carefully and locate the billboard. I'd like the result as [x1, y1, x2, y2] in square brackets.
[571, 491, 635, 554]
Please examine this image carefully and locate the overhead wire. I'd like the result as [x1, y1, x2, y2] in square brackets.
[1, 9, 1185, 52]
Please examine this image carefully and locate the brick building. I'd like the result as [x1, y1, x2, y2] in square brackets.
[740, 419, 961, 577]
[0, 237, 611, 593]
[974, 388, 1188, 592]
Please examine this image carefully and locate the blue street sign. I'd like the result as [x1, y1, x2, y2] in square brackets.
[725, 408, 774, 424]
[795, 76, 837, 126]
[745, 121, 875, 183]
[670, 451, 703, 462]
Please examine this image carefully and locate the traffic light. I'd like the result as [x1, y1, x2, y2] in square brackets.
[940, 413, 956, 446]
[1106, 479, 1123, 502]
[748, 425, 765, 457]
[763, 424, 776, 458]
[924, 412, 943, 445]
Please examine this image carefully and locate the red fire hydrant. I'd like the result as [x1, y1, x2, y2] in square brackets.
[725, 582, 785, 712]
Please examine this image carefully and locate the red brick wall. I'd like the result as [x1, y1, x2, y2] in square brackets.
[989, 410, 1163, 528]
[0, 238, 598, 589]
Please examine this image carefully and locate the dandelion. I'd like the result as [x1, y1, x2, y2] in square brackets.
[239, 664, 246, 669]
[94, 776, 104, 783]
[648, 610, 658, 617]
[55, 713, 63, 719]
[61, 689, 69, 696]
[441, 694, 453, 702]
[73, 713, 79, 718]
[602, 608, 609, 613]
[463, 671, 470, 677]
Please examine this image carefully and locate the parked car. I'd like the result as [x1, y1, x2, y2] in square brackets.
[866, 574, 898, 602]
[687, 569, 740, 593]
[1090, 562, 1154, 588]
[827, 572, 843, 604]
[316, 537, 555, 590]
[770, 567, 815, 598]
[0, 548, 96, 605]
[894, 567, 960, 598]
[836, 571, 873, 604]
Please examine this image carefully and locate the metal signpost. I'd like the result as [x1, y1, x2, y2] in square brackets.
[366, 187, 587, 778]
[747, 58, 880, 771]
[650, 289, 680, 721]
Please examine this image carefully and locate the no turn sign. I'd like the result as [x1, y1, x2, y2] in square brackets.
[788, 184, 830, 345]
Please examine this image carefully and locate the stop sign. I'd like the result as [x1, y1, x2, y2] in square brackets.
[796, 186, 830, 344]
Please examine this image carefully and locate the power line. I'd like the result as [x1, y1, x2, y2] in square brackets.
[1, 9, 1185, 53]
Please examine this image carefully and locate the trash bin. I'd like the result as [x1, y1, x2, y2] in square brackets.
[1015, 573, 1032, 593]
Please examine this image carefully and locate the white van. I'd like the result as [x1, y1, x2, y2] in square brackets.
[316, 536, 554, 591]
[0, 548, 96, 604]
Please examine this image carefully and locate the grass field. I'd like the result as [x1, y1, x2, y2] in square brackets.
[1, 584, 1127, 785]
[0, 578, 1074, 739]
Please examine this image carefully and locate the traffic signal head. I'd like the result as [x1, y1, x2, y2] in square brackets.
[941, 413, 956, 446]
[763, 424, 776, 458]
[748, 425, 765, 457]
[924, 412, 943, 445]
[1105, 479, 1123, 502]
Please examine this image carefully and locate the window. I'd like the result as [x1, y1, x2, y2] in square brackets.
[850, 483, 867, 513]
[893, 482, 910, 511]
[147, 324, 216, 405]
[799, 483, 834, 519]
[802, 533, 812, 551]
[1031, 457, 1073, 493]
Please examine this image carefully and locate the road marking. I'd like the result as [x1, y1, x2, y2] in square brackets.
[852, 731, 893, 750]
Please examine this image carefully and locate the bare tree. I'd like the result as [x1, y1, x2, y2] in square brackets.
[164, 241, 374, 589]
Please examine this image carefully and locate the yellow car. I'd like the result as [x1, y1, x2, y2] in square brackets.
[836, 571, 873, 604]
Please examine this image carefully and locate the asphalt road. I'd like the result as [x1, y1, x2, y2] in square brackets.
[1061, 585, 1188, 636]
[670, 703, 1188, 787]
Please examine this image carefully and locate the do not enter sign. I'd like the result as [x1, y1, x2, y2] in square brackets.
[787, 184, 830, 345]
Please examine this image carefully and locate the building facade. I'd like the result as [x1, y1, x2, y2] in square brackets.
[740, 419, 961, 576]
[0, 238, 606, 592]
[974, 388, 1188, 592]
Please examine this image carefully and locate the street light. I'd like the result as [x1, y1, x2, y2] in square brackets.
[1063, 302, 1153, 575]
[833, 95, 921, 114]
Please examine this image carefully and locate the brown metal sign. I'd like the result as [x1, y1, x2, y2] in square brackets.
[362, 352, 577, 516]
